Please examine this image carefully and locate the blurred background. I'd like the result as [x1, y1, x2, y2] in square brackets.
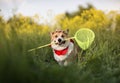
[0, 0, 120, 24]
[0, 0, 120, 83]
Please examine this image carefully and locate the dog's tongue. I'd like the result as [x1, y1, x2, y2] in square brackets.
[54, 46, 69, 56]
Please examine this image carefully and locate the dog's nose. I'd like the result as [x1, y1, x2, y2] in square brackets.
[58, 38, 62, 42]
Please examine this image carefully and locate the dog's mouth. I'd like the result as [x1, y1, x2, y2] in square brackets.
[55, 40, 66, 45]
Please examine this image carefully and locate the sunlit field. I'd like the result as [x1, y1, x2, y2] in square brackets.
[0, 8, 120, 83]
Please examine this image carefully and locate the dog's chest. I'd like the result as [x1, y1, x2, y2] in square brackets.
[53, 42, 74, 61]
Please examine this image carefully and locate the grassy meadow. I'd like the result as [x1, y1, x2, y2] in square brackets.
[0, 8, 120, 83]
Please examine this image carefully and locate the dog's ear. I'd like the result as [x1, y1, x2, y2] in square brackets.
[63, 29, 69, 35]
[65, 29, 69, 35]
[50, 32, 54, 36]
[66, 29, 69, 33]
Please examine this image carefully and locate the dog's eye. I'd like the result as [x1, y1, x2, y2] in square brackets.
[55, 35, 58, 38]
[61, 35, 64, 38]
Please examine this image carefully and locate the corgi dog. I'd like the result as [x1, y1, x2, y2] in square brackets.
[50, 29, 77, 66]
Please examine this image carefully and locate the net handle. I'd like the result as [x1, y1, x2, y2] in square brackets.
[28, 37, 75, 52]
[28, 43, 51, 52]
[65, 37, 75, 40]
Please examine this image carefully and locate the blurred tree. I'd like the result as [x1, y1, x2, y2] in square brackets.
[65, 3, 94, 18]
[6, 14, 50, 35]
[55, 8, 110, 35]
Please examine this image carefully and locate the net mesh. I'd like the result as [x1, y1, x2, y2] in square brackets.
[75, 28, 95, 50]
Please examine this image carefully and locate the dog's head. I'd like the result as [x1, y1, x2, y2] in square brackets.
[50, 29, 70, 50]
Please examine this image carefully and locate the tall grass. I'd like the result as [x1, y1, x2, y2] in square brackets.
[0, 14, 120, 83]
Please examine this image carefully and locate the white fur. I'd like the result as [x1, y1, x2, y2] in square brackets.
[52, 42, 74, 62]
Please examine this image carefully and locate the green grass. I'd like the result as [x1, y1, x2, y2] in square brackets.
[0, 24, 120, 83]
